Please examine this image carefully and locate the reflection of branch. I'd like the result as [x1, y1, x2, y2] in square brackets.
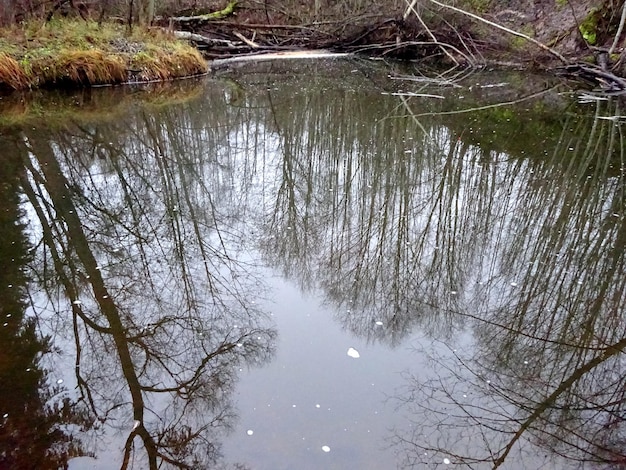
[493, 336, 626, 467]
[398, 88, 556, 118]
[139, 341, 237, 394]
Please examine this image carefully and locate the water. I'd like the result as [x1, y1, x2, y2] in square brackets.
[0, 58, 624, 469]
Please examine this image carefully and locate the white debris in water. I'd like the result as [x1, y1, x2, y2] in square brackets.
[450, 290, 457, 295]
[347, 347, 360, 358]
[443, 457, 451, 464]
[56, 379, 64, 385]
[321, 446, 331, 453]
[315, 404, 321, 408]
[247, 430, 254, 436]
[510, 282, 518, 287]
[375, 321, 383, 326]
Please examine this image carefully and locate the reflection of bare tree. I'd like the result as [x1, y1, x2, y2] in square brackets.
[205, 66, 626, 467]
[390, 99, 626, 469]
[0, 146, 90, 469]
[7, 106, 276, 469]
[242, 69, 572, 346]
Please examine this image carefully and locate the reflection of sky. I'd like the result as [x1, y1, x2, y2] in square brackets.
[223, 273, 443, 470]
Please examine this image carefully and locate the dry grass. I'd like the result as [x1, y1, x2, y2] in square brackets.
[130, 46, 207, 82]
[0, 53, 31, 89]
[30, 50, 128, 87]
[0, 19, 208, 91]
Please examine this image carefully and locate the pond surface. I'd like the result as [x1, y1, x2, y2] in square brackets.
[0, 58, 625, 470]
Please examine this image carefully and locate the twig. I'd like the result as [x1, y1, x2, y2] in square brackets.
[233, 31, 260, 48]
[609, 0, 626, 56]
[350, 40, 473, 65]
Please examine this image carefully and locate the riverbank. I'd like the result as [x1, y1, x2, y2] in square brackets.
[1, 0, 626, 93]
[0, 18, 207, 91]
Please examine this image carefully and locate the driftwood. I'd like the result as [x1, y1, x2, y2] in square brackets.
[210, 50, 351, 68]
[416, 0, 569, 65]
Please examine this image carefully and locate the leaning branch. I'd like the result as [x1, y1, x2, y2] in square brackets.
[425, 0, 569, 64]
[170, 0, 237, 23]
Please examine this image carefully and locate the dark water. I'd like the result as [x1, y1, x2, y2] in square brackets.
[0, 59, 624, 470]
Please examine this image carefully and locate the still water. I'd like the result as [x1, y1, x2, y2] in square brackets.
[0, 58, 624, 470]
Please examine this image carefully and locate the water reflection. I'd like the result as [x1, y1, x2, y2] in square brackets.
[3, 97, 276, 468]
[0, 143, 89, 469]
[0, 61, 624, 469]
[390, 99, 626, 468]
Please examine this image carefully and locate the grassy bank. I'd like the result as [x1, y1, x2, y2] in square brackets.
[0, 19, 207, 91]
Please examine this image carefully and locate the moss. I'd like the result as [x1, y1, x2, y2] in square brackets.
[187, 0, 238, 20]
[509, 25, 534, 51]
[579, 8, 599, 45]
[459, 0, 492, 13]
